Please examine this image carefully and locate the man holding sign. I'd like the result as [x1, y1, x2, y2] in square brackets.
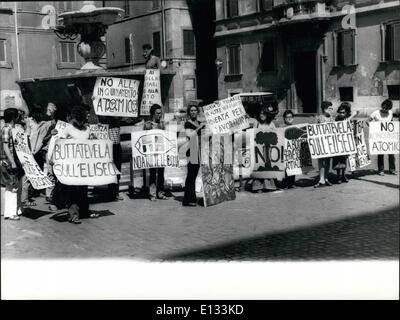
[368, 99, 398, 176]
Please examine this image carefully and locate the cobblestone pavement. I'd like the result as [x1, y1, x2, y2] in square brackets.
[1, 169, 399, 261]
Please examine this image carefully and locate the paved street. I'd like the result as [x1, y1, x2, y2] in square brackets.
[2, 165, 399, 261]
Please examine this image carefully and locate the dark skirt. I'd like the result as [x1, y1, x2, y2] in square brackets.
[332, 156, 348, 170]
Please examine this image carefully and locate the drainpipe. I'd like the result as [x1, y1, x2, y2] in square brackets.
[161, 0, 166, 59]
[14, 2, 21, 80]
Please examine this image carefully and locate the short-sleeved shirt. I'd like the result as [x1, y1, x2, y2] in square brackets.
[143, 120, 165, 131]
[184, 120, 202, 136]
[316, 114, 334, 123]
[145, 56, 161, 69]
[1, 124, 13, 161]
[369, 110, 393, 121]
[60, 125, 90, 139]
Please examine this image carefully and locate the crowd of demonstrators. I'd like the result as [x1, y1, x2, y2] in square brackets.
[1, 96, 398, 221]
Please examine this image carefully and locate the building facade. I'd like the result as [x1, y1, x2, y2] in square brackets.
[0, 1, 106, 112]
[105, 0, 217, 114]
[215, 0, 400, 115]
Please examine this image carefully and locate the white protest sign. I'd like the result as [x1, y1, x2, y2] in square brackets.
[203, 95, 249, 134]
[52, 139, 118, 186]
[47, 120, 71, 160]
[89, 124, 110, 140]
[140, 69, 162, 116]
[306, 120, 356, 159]
[93, 77, 140, 117]
[348, 120, 371, 171]
[369, 121, 399, 155]
[131, 129, 179, 170]
[11, 127, 54, 190]
[283, 124, 313, 176]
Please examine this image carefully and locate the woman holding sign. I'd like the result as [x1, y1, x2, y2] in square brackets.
[183, 104, 205, 206]
[53, 105, 99, 224]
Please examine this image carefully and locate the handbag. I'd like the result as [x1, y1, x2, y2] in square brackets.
[0, 161, 18, 187]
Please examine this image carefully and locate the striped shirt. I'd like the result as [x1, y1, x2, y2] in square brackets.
[108, 127, 121, 144]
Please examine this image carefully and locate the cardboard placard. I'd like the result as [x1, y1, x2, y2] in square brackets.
[203, 95, 249, 134]
[140, 69, 162, 116]
[369, 121, 399, 155]
[131, 129, 179, 170]
[251, 127, 286, 179]
[348, 120, 371, 171]
[283, 124, 313, 176]
[52, 139, 118, 186]
[93, 77, 140, 117]
[89, 124, 110, 140]
[200, 133, 236, 207]
[306, 120, 357, 159]
[47, 120, 71, 160]
[12, 127, 54, 190]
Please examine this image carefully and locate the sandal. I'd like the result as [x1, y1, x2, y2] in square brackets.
[314, 183, 325, 188]
[22, 201, 36, 207]
[69, 217, 81, 224]
[6, 215, 20, 220]
[89, 212, 100, 218]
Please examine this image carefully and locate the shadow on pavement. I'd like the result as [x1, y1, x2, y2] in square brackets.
[21, 208, 52, 220]
[49, 210, 115, 222]
[353, 177, 399, 189]
[160, 207, 399, 261]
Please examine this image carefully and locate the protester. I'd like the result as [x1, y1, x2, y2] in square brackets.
[52, 105, 99, 224]
[281, 110, 297, 189]
[183, 103, 205, 206]
[1, 108, 25, 220]
[143, 104, 169, 201]
[314, 101, 334, 188]
[98, 116, 123, 201]
[332, 102, 358, 183]
[368, 99, 397, 176]
[252, 102, 279, 192]
[142, 43, 160, 69]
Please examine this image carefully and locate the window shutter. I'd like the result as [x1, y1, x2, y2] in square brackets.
[124, 37, 131, 63]
[0, 39, 5, 62]
[342, 31, 354, 65]
[153, 32, 161, 58]
[68, 43, 75, 63]
[393, 23, 400, 61]
[227, 0, 239, 18]
[61, 43, 68, 63]
[260, 0, 273, 11]
[183, 30, 195, 56]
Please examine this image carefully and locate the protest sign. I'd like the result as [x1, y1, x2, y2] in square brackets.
[306, 120, 356, 159]
[52, 139, 118, 186]
[251, 127, 286, 179]
[200, 133, 235, 207]
[233, 130, 253, 179]
[131, 129, 179, 170]
[11, 127, 54, 190]
[369, 121, 399, 155]
[93, 76, 140, 117]
[203, 95, 249, 134]
[283, 124, 313, 176]
[89, 124, 110, 140]
[140, 69, 162, 116]
[47, 120, 71, 160]
[348, 120, 371, 171]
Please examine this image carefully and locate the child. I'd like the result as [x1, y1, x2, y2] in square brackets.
[314, 101, 334, 188]
[1, 108, 25, 220]
[369, 99, 397, 176]
[281, 110, 297, 189]
[332, 102, 358, 183]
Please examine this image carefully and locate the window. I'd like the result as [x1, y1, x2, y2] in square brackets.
[260, 40, 275, 72]
[226, 0, 239, 18]
[339, 87, 354, 102]
[0, 39, 5, 62]
[152, 0, 160, 10]
[336, 29, 356, 66]
[58, 1, 72, 12]
[183, 30, 195, 56]
[152, 31, 161, 58]
[388, 85, 400, 100]
[259, 0, 273, 11]
[125, 37, 132, 63]
[60, 42, 76, 63]
[123, 0, 130, 16]
[227, 45, 241, 75]
[384, 22, 400, 61]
